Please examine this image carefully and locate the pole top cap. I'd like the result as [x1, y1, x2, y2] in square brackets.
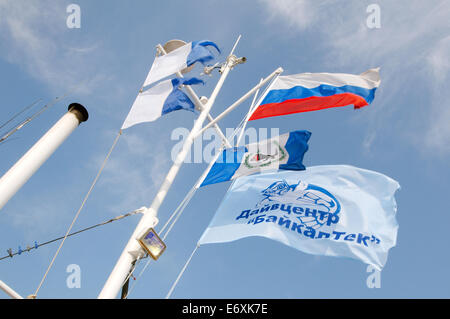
[161, 39, 194, 74]
[68, 103, 89, 123]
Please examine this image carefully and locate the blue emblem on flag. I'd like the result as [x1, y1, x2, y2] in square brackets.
[258, 179, 341, 230]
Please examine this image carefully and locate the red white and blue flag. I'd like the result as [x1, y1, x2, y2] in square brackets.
[249, 68, 380, 121]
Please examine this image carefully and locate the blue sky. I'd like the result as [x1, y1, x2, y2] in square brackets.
[0, 0, 449, 299]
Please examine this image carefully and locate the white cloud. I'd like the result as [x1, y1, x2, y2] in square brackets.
[427, 36, 450, 84]
[425, 104, 450, 154]
[424, 35, 450, 153]
[257, 0, 450, 155]
[0, 0, 109, 95]
[92, 130, 173, 214]
[258, 0, 317, 31]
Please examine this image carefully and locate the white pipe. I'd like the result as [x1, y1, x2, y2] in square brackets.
[0, 280, 24, 299]
[0, 104, 89, 211]
[194, 77, 269, 189]
[195, 67, 283, 138]
[185, 85, 233, 148]
[236, 78, 263, 146]
[98, 40, 240, 299]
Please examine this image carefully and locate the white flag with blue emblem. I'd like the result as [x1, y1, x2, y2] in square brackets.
[121, 77, 203, 130]
[198, 165, 400, 270]
[143, 40, 220, 87]
[200, 130, 311, 187]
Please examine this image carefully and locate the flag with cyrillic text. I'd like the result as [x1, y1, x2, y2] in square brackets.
[198, 165, 400, 270]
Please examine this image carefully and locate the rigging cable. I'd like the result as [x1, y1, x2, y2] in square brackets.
[0, 207, 142, 261]
[32, 130, 123, 298]
[165, 243, 199, 299]
[164, 76, 277, 299]
[0, 94, 68, 145]
[0, 78, 89, 145]
[123, 103, 256, 298]
[0, 98, 42, 132]
[165, 176, 238, 299]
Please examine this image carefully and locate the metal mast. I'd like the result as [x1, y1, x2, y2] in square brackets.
[98, 38, 245, 299]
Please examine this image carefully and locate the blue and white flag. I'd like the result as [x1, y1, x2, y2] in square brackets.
[143, 40, 220, 87]
[198, 165, 400, 270]
[122, 77, 203, 130]
[200, 130, 311, 187]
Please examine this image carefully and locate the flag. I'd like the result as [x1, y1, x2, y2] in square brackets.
[143, 40, 220, 87]
[249, 68, 381, 121]
[121, 77, 203, 130]
[198, 165, 400, 270]
[200, 130, 311, 187]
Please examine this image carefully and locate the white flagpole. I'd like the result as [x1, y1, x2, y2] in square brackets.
[0, 280, 23, 299]
[236, 72, 281, 147]
[236, 78, 263, 146]
[163, 78, 267, 299]
[98, 37, 244, 299]
[195, 67, 283, 139]
[125, 81, 272, 298]
[195, 77, 266, 188]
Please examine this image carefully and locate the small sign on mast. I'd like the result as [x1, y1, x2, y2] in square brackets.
[138, 228, 166, 261]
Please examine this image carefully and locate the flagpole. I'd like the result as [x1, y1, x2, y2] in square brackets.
[163, 78, 266, 298]
[195, 67, 283, 138]
[98, 37, 244, 299]
[236, 78, 263, 146]
[194, 77, 265, 188]
[235, 72, 281, 147]
[124, 80, 270, 297]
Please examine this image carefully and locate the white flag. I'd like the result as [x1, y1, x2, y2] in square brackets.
[198, 165, 400, 270]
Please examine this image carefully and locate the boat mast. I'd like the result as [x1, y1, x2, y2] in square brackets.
[98, 37, 245, 299]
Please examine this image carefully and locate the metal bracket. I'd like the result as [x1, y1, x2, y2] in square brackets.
[203, 54, 246, 76]
[226, 55, 247, 71]
[203, 62, 223, 76]
[128, 248, 147, 260]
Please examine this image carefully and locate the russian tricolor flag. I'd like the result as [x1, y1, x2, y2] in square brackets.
[249, 68, 380, 121]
